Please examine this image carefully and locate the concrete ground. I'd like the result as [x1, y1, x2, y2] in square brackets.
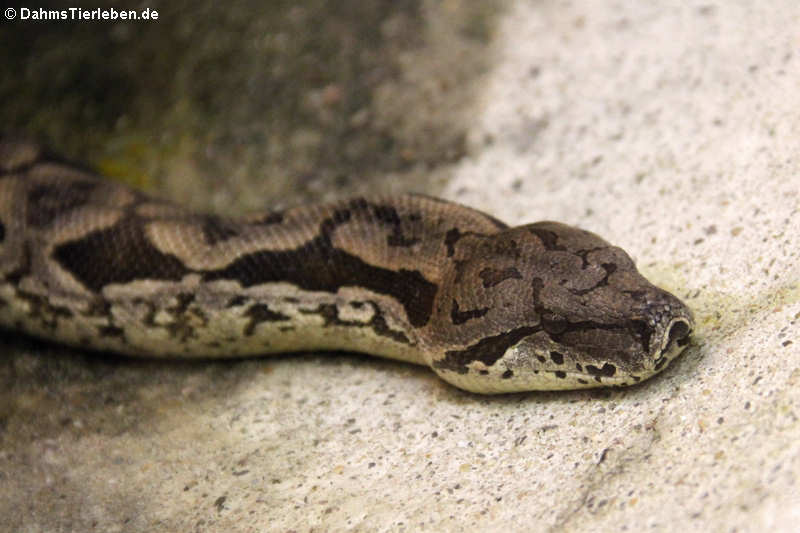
[1, 1, 799, 532]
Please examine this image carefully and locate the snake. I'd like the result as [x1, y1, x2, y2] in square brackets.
[0, 137, 693, 394]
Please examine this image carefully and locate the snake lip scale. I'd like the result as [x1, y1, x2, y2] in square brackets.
[0, 137, 694, 394]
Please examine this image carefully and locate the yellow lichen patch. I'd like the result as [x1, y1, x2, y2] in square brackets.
[94, 136, 159, 190]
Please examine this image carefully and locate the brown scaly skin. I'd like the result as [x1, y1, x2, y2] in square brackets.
[0, 137, 693, 394]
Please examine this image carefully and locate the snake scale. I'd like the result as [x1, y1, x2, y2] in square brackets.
[0, 137, 693, 393]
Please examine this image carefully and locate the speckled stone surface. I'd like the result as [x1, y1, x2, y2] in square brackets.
[2, 1, 800, 532]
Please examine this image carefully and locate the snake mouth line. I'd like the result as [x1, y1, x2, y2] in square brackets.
[559, 316, 694, 387]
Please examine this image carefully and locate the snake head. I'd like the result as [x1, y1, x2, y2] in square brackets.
[429, 221, 694, 393]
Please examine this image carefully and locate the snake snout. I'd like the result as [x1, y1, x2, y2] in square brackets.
[650, 313, 694, 373]
[664, 318, 692, 352]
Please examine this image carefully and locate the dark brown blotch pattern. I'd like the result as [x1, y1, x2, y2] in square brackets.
[244, 304, 290, 336]
[250, 211, 284, 226]
[203, 204, 438, 328]
[450, 299, 489, 325]
[6, 285, 74, 332]
[478, 266, 522, 288]
[434, 326, 540, 374]
[569, 262, 616, 296]
[586, 363, 617, 382]
[27, 181, 97, 227]
[53, 217, 191, 292]
[528, 227, 567, 251]
[299, 301, 410, 344]
[201, 216, 240, 245]
[369, 201, 422, 247]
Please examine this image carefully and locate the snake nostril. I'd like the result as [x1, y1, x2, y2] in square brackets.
[664, 320, 691, 352]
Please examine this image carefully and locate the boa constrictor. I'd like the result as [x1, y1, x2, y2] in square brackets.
[0, 138, 693, 394]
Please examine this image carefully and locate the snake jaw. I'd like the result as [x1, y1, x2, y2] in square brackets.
[430, 310, 695, 394]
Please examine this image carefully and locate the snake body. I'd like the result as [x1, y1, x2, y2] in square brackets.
[0, 138, 693, 393]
